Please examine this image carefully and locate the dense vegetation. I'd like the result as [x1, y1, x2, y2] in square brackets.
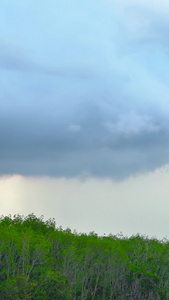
[0, 214, 169, 299]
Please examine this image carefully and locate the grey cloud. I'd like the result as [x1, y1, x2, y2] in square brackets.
[1, 1, 169, 179]
[0, 42, 94, 79]
[1, 97, 169, 179]
[0, 61, 168, 180]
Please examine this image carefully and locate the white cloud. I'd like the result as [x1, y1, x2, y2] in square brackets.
[67, 124, 81, 133]
[105, 0, 169, 45]
[105, 111, 159, 135]
[105, 0, 169, 14]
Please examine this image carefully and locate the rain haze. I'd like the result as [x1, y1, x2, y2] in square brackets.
[1, 0, 169, 238]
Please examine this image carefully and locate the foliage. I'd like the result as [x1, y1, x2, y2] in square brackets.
[0, 214, 169, 299]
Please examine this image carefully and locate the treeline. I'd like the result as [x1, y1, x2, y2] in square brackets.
[0, 214, 169, 299]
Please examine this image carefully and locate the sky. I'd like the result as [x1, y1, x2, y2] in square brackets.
[1, 0, 169, 238]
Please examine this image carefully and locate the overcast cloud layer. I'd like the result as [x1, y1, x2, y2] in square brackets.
[1, 0, 169, 178]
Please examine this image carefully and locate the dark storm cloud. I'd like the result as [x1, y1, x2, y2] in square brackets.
[1, 0, 169, 179]
[1, 93, 169, 179]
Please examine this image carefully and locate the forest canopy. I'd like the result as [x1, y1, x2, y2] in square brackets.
[0, 213, 168, 299]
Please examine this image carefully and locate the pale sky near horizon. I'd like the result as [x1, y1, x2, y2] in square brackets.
[1, 0, 169, 238]
[1, 167, 169, 239]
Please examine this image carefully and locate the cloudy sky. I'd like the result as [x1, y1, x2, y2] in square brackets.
[1, 0, 169, 238]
